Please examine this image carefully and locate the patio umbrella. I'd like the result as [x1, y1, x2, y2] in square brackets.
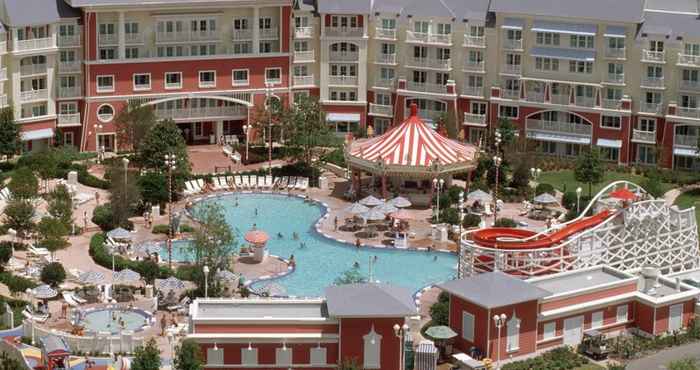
[360, 208, 386, 221]
[387, 196, 412, 208]
[245, 230, 269, 245]
[250, 282, 286, 297]
[215, 270, 240, 282]
[374, 202, 399, 214]
[359, 195, 384, 207]
[134, 241, 161, 256]
[343, 202, 370, 214]
[157, 276, 185, 291]
[32, 284, 58, 299]
[107, 227, 132, 240]
[391, 209, 415, 221]
[467, 189, 492, 203]
[425, 325, 458, 340]
[79, 271, 106, 285]
[113, 269, 141, 284]
[533, 193, 559, 205]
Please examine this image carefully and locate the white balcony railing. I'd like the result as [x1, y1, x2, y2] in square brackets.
[98, 33, 118, 45]
[20, 89, 48, 102]
[641, 76, 665, 88]
[632, 129, 656, 143]
[325, 27, 363, 38]
[375, 28, 396, 40]
[58, 61, 82, 74]
[678, 53, 700, 67]
[58, 33, 81, 47]
[125, 33, 144, 44]
[20, 64, 47, 76]
[329, 51, 359, 62]
[527, 119, 592, 136]
[293, 50, 315, 63]
[605, 73, 625, 84]
[406, 31, 452, 45]
[404, 81, 449, 94]
[328, 75, 358, 86]
[14, 37, 54, 52]
[502, 89, 519, 100]
[525, 92, 545, 103]
[461, 85, 483, 97]
[259, 28, 279, 40]
[369, 103, 393, 116]
[406, 57, 451, 70]
[374, 78, 395, 89]
[463, 113, 486, 126]
[463, 35, 486, 48]
[156, 30, 218, 43]
[640, 102, 663, 114]
[575, 96, 596, 108]
[376, 53, 397, 64]
[642, 50, 665, 63]
[680, 80, 700, 91]
[293, 75, 314, 86]
[503, 39, 523, 50]
[605, 47, 626, 59]
[602, 99, 622, 110]
[155, 106, 247, 121]
[502, 64, 522, 75]
[58, 113, 81, 126]
[678, 107, 700, 119]
[405, 108, 445, 123]
[0, 68, 6, 81]
[294, 27, 313, 39]
[232, 29, 253, 41]
[463, 60, 485, 72]
[676, 134, 699, 147]
[58, 86, 81, 99]
[0, 95, 7, 108]
[550, 93, 570, 105]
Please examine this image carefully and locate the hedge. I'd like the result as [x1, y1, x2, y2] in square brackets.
[0, 271, 37, 294]
[152, 224, 195, 235]
[88, 233, 172, 281]
[502, 347, 589, 370]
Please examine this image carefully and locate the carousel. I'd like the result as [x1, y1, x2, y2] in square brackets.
[345, 103, 479, 206]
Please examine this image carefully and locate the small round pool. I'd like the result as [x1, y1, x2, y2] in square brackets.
[78, 308, 151, 334]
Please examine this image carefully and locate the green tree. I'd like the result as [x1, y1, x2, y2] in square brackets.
[668, 358, 698, 370]
[106, 161, 141, 230]
[643, 170, 665, 198]
[429, 291, 450, 326]
[173, 339, 204, 370]
[190, 202, 235, 271]
[0, 107, 20, 157]
[116, 101, 158, 151]
[137, 171, 170, 207]
[496, 118, 518, 158]
[131, 338, 161, 370]
[7, 167, 38, 200]
[439, 111, 458, 139]
[282, 95, 333, 164]
[136, 259, 160, 285]
[138, 119, 191, 177]
[3, 199, 35, 237]
[510, 159, 532, 190]
[574, 148, 605, 197]
[333, 266, 367, 285]
[0, 351, 24, 370]
[30, 150, 58, 193]
[48, 184, 73, 229]
[40, 262, 66, 287]
[36, 217, 70, 256]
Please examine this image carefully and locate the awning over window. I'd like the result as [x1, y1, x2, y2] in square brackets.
[597, 138, 622, 148]
[604, 26, 627, 38]
[674, 147, 699, 157]
[21, 128, 54, 142]
[530, 47, 596, 61]
[527, 131, 591, 145]
[531, 21, 597, 36]
[326, 113, 361, 122]
[502, 18, 525, 30]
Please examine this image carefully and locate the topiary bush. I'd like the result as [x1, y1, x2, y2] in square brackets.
[462, 214, 482, 228]
[494, 218, 517, 228]
[40, 262, 66, 287]
[502, 347, 588, 370]
[428, 291, 450, 326]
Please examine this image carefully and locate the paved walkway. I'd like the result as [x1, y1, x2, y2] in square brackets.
[626, 342, 700, 369]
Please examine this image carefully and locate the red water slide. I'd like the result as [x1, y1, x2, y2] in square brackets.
[470, 210, 613, 250]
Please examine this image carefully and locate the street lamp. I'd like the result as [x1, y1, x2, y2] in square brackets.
[432, 178, 445, 222]
[576, 187, 583, 215]
[164, 154, 177, 269]
[493, 156, 502, 225]
[242, 124, 251, 162]
[458, 191, 465, 278]
[393, 323, 410, 370]
[265, 82, 274, 176]
[203, 265, 210, 298]
[167, 331, 175, 362]
[122, 157, 129, 194]
[95, 123, 104, 163]
[493, 313, 507, 369]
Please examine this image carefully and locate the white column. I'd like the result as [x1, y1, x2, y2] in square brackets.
[358, 41, 368, 102]
[11, 57, 20, 120]
[252, 7, 260, 54]
[50, 24, 57, 48]
[45, 54, 56, 116]
[118, 11, 126, 60]
[216, 120, 223, 139]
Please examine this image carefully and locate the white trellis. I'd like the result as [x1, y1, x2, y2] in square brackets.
[460, 181, 700, 278]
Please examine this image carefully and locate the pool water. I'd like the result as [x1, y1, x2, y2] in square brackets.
[80, 309, 149, 334]
[166, 194, 457, 297]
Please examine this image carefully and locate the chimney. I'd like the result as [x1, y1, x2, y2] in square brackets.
[641, 266, 660, 294]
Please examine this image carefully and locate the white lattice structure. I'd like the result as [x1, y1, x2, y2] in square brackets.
[460, 181, 700, 278]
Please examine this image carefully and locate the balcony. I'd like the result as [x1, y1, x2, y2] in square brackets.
[678, 107, 700, 120]
[602, 99, 622, 110]
[58, 61, 81, 74]
[294, 27, 313, 39]
[0, 41, 7, 54]
[156, 30, 218, 43]
[462, 60, 485, 72]
[604, 73, 625, 84]
[293, 50, 315, 63]
[640, 102, 663, 114]
[632, 129, 656, 143]
[369, 103, 393, 117]
[329, 51, 359, 62]
[0, 95, 8, 108]
[405, 108, 445, 123]
[678, 53, 700, 67]
[551, 93, 570, 105]
[373, 78, 395, 89]
[527, 119, 592, 136]
[501, 64, 521, 75]
[58, 33, 81, 47]
[675, 134, 698, 147]
[293, 75, 314, 86]
[20, 64, 47, 76]
[525, 91, 545, 103]
[680, 80, 700, 91]
[58, 113, 81, 126]
[259, 27, 279, 40]
[98, 33, 118, 45]
[57, 86, 81, 99]
[405, 31, 451, 45]
[155, 106, 247, 121]
[14, 37, 54, 52]
[642, 50, 665, 63]
[502, 89, 519, 100]
[575, 96, 596, 108]
[463, 35, 486, 48]
[125, 33, 144, 44]
[375, 53, 397, 65]
[461, 85, 483, 97]
[605, 47, 626, 59]
[328, 75, 358, 86]
[325, 27, 363, 38]
[503, 39, 523, 50]
[406, 57, 451, 70]
[20, 89, 48, 102]
[405, 81, 449, 94]
[232, 29, 253, 41]
[0, 68, 6, 81]
[375, 28, 396, 40]
[641, 76, 665, 89]
[463, 113, 486, 126]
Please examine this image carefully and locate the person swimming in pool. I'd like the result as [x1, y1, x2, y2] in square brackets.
[433, 256, 438, 261]
[300, 242, 306, 248]
[292, 232, 299, 240]
[254, 208, 258, 216]
[277, 232, 284, 239]
[353, 261, 360, 268]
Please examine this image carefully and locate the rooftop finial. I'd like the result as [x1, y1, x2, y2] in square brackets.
[409, 103, 418, 117]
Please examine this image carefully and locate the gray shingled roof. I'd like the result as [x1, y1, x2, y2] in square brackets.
[2, 0, 80, 26]
[640, 11, 700, 39]
[317, 0, 372, 14]
[491, 0, 645, 23]
[438, 272, 551, 309]
[325, 283, 417, 317]
[644, 0, 698, 13]
[372, 0, 490, 21]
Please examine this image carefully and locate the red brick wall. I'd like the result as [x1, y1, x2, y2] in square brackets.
[449, 296, 489, 356]
[635, 301, 655, 335]
[653, 301, 695, 335]
[199, 342, 338, 367]
[488, 302, 540, 361]
[339, 317, 403, 370]
[540, 283, 637, 312]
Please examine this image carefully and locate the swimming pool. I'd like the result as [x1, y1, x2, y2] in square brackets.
[78, 308, 151, 334]
[168, 193, 457, 297]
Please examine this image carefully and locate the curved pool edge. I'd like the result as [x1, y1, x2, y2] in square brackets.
[75, 306, 155, 335]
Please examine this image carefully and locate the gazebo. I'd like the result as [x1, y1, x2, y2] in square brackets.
[345, 104, 479, 205]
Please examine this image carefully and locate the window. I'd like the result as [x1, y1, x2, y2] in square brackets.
[569, 60, 593, 74]
[435, 73, 450, 85]
[381, 43, 395, 56]
[682, 69, 699, 84]
[199, 71, 216, 88]
[275, 347, 292, 366]
[190, 44, 217, 56]
[542, 321, 557, 340]
[125, 47, 140, 59]
[124, 22, 138, 36]
[294, 40, 309, 52]
[63, 132, 74, 146]
[638, 145, 656, 164]
[505, 53, 521, 66]
[638, 118, 656, 132]
[436, 23, 451, 35]
[362, 327, 381, 369]
[165, 72, 182, 89]
[381, 18, 396, 30]
[133, 73, 151, 91]
[234, 18, 249, 31]
[437, 48, 450, 61]
[97, 104, 114, 122]
[535, 57, 559, 71]
[157, 45, 186, 57]
[259, 41, 274, 53]
[59, 102, 77, 115]
[685, 43, 700, 56]
[506, 314, 521, 352]
[608, 37, 625, 50]
[295, 16, 309, 28]
[99, 23, 115, 39]
[536, 32, 560, 46]
[59, 50, 77, 63]
[541, 141, 557, 154]
[232, 42, 251, 55]
[499, 105, 518, 119]
[206, 347, 223, 365]
[471, 102, 487, 115]
[310, 347, 327, 365]
[506, 29, 522, 41]
[259, 16, 272, 30]
[565, 143, 581, 157]
[241, 347, 257, 365]
[265, 68, 282, 84]
[380, 67, 395, 81]
[414, 21, 429, 34]
[232, 69, 249, 86]
[601, 115, 621, 129]
[294, 65, 309, 77]
[96, 75, 114, 93]
[602, 147, 620, 161]
[99, 48, 116, 60]
[58, 24, 76, 37]
[462, 312, 475, 341]
[591, 311, 604, 328]
[649, 40, 664, 52]
[608, 63, 624, 76]
[570, 35, 594, 48]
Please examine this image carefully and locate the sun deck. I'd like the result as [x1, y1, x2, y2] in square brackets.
[191, 299, 331, 321]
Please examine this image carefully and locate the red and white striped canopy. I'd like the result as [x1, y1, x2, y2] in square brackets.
[347, 104, 478, 174]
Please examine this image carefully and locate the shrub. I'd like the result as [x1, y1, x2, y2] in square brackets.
[437, 207, 460, 225]
[92, 204, 114, 231]
[462, 214, 482, 228]
[429, 291, 450, 326]
[0, 271, 37, 293]
[137, 172, 169, 207]
[89, 233, 171, 283]
[0, 244, 11, 265]
[494, 218, 517, 228]
[7, 167, 38, 199]
[152, 224, 170, 234]
[502, 347, 588, 370]
[40, 262, 66, 287]
[534, 183, 556, 196]
[320, 148, 346, 167]
[667, 358, 698, 370]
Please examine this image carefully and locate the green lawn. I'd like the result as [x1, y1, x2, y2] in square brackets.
[673, 188, 700, 226]
[575, 364, 605, 370]
[538, 170, 672, 197]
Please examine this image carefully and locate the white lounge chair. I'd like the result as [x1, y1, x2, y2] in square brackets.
[196, 179, 206, 192]
[167, 296, 191, 312]
[62, 292, 80, 307]
[22, 308, 48, 323]
[265, 176, 273, 188]
[183, 181, 195, 195]
[28, 245, 50, 257]
[212, 177, 224, 191]
[234, 176, 243, 188]
[250, 176, 258, 189]
[287, 177, 297, 189]
[226, 176, 235, 190]
[278, 177, 288, 190]
[297, 178, 309, 191]
[241, 176, 250, 189]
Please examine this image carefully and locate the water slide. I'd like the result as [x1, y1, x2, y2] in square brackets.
[470, 210, 614, 250]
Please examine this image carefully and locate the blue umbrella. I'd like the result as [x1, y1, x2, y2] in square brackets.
[107, 227, 132, 240]
[113, 269, 141, 284]
[157, 277, 185, 291]
[79, 271, 106, 285]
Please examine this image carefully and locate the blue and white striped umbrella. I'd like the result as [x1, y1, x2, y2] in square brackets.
[215, 270, 240, 282]
[79, 271, 106, 285]
[107, 227, 132, 240]
[32, 284, 58, 299]
[157, 276, 185, 291]
[359, 195, 384, 207]
[113, 269, 141, 284]
[250, 282, 286, 297]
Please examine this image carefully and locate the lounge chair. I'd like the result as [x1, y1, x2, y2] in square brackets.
[196, 179, 206, 193]
[297, 178, 309, 191]
[250, 176, 258, 190]
[167, 296, 191, 312]
[62, 292, 80, 307]
[241, 176, 250, 189]
[234, 176, 243, 188]
[68, 268, 84, 281]
[22, 308, 48, 323]
[213, 177, 225, 191]
[287, 177, 297, 190]
[183, 181, 195, 195]
[265, 176, 273, 189]
[6, 257, 24, 272]
[28, 245, 50, 257]
[278, 177, 288, 190]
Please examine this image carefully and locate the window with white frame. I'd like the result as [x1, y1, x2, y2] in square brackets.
[375, 93, 391, 106]
[638, 118, 656, 132]
[569, 60, 593, 74]
[295, 16, 309, 28]
[99, 23, 115, 41]
[59, 102, 77, 115]
[536, 32, 560, 46]
[233, 17, 249, 31]
[165, 72, 182, 89]
[543, 322, 556, 340]
[125, 47, 140, 59]
[649, 40, 664, 52]
[379, 67, 395, 81]
[265, 68, 282, 84]
[601, 115, 621, 129]
[294, 65, 309, 77]
[59, 50, 77, 63]
[436, 23, 451, 35]
[616, 305, 628, 323]
[591, 311, 604, 328]
[570, 35, 594, 48]
[462, 311, 475, 341]
[469, 25, 484, 37]
[499, 105, 518, 119]
[506, 29, 522, 42]
[157, 45, 186, 57]
[96, 75, 114, 93]
[362, 327, 381, 369]
[294, 40, 309, 51]
[133, 73, 151, 91]
[310, 347, 327, 365]
[206, 347, 223, 365]
[638, 144, 656, 164]
[381, 18, 396, 30]
[124, 22, 138, 37]
[99, 48, 116, 60]
[471, 102, 487, 115]
[190, 44, 217, 56]
[259, 41, 274, 53]
[685, 43, 700, 56]
[63, 131, 74, 146]
[232, 69, 249, 86]
[97, 104, 115, 122]
[413, 20, 429, 34]
[535, 57, 559, 71]
[506, 314, 521, 352]
[241, 347, 257, 365]
[199, 71, 216, 88]
[275, 347, 292, 366]
[601, 147, 619, 161]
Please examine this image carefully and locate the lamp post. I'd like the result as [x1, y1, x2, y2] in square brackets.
[95, 123, 104, 163]
[432, 178, 445, 223]
[242, 124, 251, 162]
[25, 288, 35, 345]
[576, 186, 583, 215]
[493, 313, 507, 369]
[203, 265, 210, 298]
[167, 331, 174, 362]
[393, 323, 410, 370]
[164, 154, 177, 269]
[122, 157, 129, 193]
[493, 155, 502, 225]
[265, 82, 274, 176]
[458, 191, 465, 278]
[529, 167, 541, 202]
